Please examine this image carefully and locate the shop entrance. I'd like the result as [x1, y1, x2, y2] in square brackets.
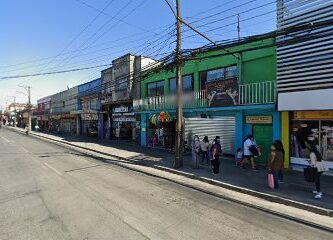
[253, 125, 273, 165]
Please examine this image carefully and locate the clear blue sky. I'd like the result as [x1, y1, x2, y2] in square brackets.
[0, 0, 276, 108]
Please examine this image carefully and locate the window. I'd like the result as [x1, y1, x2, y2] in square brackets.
[147, 81, 164, 97]
[200, 65, 238, 90]
[116, 77, 128, 90]
[169, 75, 194, 94]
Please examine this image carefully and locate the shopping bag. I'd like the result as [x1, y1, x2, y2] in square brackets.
[268, 172, 275, 189]
[304, 167, 315, 182]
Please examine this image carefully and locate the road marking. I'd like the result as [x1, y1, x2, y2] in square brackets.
[44, 163, 62, 176]
[20, 146, 30, 153]
[0, 136, 11, 143]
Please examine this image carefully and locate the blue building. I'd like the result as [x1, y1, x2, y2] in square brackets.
[77, 78, 103, 138]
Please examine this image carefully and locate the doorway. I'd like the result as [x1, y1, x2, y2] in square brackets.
[253, 125, 273, 165]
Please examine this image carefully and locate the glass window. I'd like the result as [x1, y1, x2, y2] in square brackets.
[169, 75, 193, 94]
[147, 81, 164, 97]
[207, 68, 225, 82]
[225, 66, 238, 79]
[116, 77, 128, 90]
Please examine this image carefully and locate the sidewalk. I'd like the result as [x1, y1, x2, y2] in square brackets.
[12, 128, 333, 212]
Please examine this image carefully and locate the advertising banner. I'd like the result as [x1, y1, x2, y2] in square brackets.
[206, 78, 239, 107]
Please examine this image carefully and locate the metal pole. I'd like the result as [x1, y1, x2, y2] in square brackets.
[14, 96, 16, 127]
[28, 86, 31, 132]
[174, 0, 183, 168]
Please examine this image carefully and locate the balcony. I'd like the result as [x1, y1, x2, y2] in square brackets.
[133, 81, 276, 111]
[134, 91, 208, 111]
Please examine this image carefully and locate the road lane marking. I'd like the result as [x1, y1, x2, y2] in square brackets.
[20, 146, 30, 153]
[0, 136, 11, 143]
[44, 163, 62, 176]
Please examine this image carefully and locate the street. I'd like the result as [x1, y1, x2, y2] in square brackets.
[0, 128, 331, 240]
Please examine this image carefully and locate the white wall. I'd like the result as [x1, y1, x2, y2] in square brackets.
[278, 88, 333, 111]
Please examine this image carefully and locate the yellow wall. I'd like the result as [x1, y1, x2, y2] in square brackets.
[281, 112, 290, 168]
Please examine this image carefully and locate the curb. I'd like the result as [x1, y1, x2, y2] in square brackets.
[8, 127, 333, 221]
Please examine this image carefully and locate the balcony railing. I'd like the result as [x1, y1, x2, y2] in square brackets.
[133, 90, 208, 111]
[133, 81, 276, 111]
[238, 81, 275, 105]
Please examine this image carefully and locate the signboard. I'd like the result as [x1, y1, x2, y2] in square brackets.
[293, 111, 333, 120]
[246, 116, 272, 124]
[113, 105, 129, 113]
[81, 113, 98, 121]
[112, 115, 135, 122]
[207, 78, 239, 107]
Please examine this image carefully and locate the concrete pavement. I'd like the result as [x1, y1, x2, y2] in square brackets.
[10, 127, 333, 213]
[1, 128, 333, 239]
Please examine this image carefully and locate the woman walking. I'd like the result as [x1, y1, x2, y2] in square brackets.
[274, 140, 285, 182]
[201, 136, 210, 165]
[267, 143, 284, 189]
[309, 144, 328, 199]
[192, 135, 201, 169]
[211, 136, 222, 174]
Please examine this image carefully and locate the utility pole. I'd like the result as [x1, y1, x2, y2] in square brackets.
[174, 0, 183, 168]
[18, 85, 32, 132]
[163, 0, 219, 168]
[237, 14, 240, 41]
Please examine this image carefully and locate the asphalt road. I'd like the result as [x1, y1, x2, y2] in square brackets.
[0, 128, 332, 240]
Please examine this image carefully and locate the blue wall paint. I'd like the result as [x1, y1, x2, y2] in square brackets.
[140, 113, 147, 146]
[235, 112, 244, 153]
[272, 111, 281, 141]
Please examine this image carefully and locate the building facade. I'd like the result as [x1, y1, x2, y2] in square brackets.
[277, 0, 333, 171]
[51, 86, 79, 134]
[34, 95, 52, 131]
[135, 36, 280, 165]
[101, 53, 156, 141]
[77, 78, 102, 137]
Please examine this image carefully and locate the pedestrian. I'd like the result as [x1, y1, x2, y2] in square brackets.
[241, 135, 258, 170]
[201, 136, 210, 165]
[211, 136, 222, 174]
[192, 135, 201, 169]
[309, 144, 328, 199]
[274, 140, 285, 182]
[235, 148, 243, 166]
[267, 143, 284, 189]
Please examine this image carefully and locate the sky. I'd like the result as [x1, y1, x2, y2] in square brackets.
[0, 0, 276, 109]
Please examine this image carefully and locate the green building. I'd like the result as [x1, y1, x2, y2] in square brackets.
[134, 35, 281, 165]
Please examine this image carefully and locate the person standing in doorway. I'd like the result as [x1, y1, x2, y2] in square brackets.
[211, 136, 222, 174]
[241, 135, 258, 170]
[201, 136, 210, 165]
[192, 135, 201, 169]
[309, 144, 328, 199]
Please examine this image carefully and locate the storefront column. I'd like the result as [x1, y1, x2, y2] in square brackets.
[76, 115, 80, 136]
[273, 111, 281, 141]
[98, 113, 103, 139]
[281, 112, 290, 168]
[140, 113, 147, 147]
[235, 112, 243, 154]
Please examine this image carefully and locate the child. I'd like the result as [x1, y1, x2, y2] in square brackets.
[235, 148, 242, 166]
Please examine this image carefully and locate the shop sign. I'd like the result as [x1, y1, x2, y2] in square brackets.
[293, 111, 333, 120]
[246, 116, 272, 124]
[113, 105, 130, 113]
[112, 115, 135, 122]
[81, 113, 98, 121]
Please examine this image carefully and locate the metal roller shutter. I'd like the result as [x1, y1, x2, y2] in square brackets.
[185, 116, 235, 154]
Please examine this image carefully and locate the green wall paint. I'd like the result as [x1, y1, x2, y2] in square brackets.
[141, 38, 276, 98]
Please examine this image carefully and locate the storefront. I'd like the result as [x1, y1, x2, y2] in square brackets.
[290, 111, 333, 171]
[81, 112, 99, 137]
[148, 112, 175, 150]
[111, 105, 136, 140]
